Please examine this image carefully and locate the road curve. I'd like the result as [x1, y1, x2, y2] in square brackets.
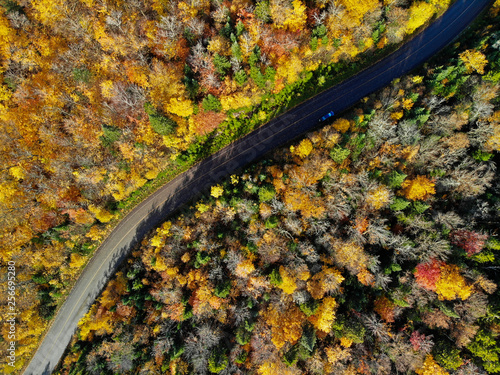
[23, 0, 494, 373]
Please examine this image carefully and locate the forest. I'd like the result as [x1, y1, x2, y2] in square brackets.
[0, 0, 459, 373]
[52, 1, 500, 374]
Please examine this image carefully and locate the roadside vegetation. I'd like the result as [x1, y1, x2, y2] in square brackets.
[0, 0, 460, 372]
[56, 2, 500, 374]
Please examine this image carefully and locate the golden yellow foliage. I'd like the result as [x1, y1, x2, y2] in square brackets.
[264, 303, 305, 349]
[406, 2, 434, 34]
[88, 205, 115, 223]
[391, 111, 404, 120]
[340, 336, 354, 348]
[332, 240, 369, 274]
[150, 221, 172, 249]
[325, 345, 351, 365]
[258, 362, 297, 375]
[270, 0, 307, 32]
[485, 122, 500, 151]
[78, 305, 115, 341]
[332, 118, 351, 133]
[307, 266, 344, 299]
[492, 0, 500, 15]
[196, 202, 210, 213]
[338, 0, 379, 25]
[85, 225, 104, 241]
[357, 268, 375, 286]
[211, 185, 224, 198]
[100, 80, 114, 98]
[167, 97, 194, 118]
[235, 259, 256, 278]
[293, 139, 313, 158]
[278, 266, 298, 294]
[220, 91, 253, 111]
[283, 188, 326, 218]
[0, 13, 14, 61]
[400, 175, 435, 201]
[459, 49, 488, 75]
[30, 0, 66, 26]
[416, 355, 449, 375]
[69, 253, 86, 269]
[276, 54, 304, 85]
[435, 264, 473, 301]
[9, 166, 25, 180]
[145, 168, 160, 180]
[309, 296, 337, 333]
[366, 186, 391, 209]
[412, 75, 424, 83]
[402, 98, 414, 110]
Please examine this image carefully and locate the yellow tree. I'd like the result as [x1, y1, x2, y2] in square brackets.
[270, 0, 307, 32]
[435, 264, 473, 301]
[400, 175, 435, 201]
[405, 2, 435, 34]
[416, 355, 449, 375]
[337, 0, 379, 26]
[365, 185, 391, 209]
[277, 266, 298, 294]
[308, 296, 337, 333]
[307, 266, 344, 299]
[459, 49, 488, 75]
[332, 239, 369, 275]
[263, 303, 306, 349]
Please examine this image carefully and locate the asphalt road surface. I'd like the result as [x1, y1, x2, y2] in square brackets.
[23, 0, 494, 373]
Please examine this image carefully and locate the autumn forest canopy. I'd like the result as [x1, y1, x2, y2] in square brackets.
[58, 9, 500, 371]
[52, 1, 500, 374]
[1, 0, 500, 374]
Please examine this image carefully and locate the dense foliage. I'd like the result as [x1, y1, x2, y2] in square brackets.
[0, 0, 458, 372]
[57, 4, 500, 374]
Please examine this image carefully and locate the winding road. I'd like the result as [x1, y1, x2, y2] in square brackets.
[23, 0, 494, 373]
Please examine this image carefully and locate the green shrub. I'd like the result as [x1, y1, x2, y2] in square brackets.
[100, 125, 121, 147]
[208, 351, 228, 373]
[386, 170, 407, 188]
[487, 238, 500, 250]
[145, 103, 177, 135]
[244, 319, 255, 332]
[234, 70, 247, 85]
[202, 94, 222, 112]
[265, 216, 279, 229]
[473, 149, 494, 161]
[213, 54, 231, 77]
[330, 146, 351, 163]
[299, 299, 319, 317]
[471, 251, 495, 263]
[258, 185, 276, 202]
[312, 24, 327, 39]
[215, 280, 231, 298]
[434, 343, 463, 370]
[300, 326, 316, 352]
[235, 351, 248, 364]
[283, 345, 299, 366]
[195, 251, 211, 268]
[412, 201, 430, 214]
[310, 37, 319, 51]
[32, 274, 48, 284]
[169, 343, 185, 360]
[73, 67, 91, 83]
[390, 198, 411, 211]
[269, 268, 282, 286]
[235, 326, 252, 345]
[231, 41, 242, 61]
[254, 1, 271, 23]
[467, 330, 500, 367]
